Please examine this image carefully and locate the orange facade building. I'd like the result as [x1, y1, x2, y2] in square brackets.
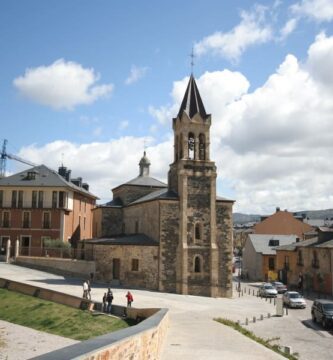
[0, 165, 97, 256]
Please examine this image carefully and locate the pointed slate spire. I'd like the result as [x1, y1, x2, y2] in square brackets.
[177, 75, 207, 119]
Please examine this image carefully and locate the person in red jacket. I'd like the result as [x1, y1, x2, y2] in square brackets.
[126, 291, 133, 307]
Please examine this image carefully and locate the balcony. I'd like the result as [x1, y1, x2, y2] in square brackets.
[22, 221, 31, 229]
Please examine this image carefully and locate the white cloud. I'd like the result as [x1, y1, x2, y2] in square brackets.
[279, 18, 298, 40]
[118, 120, 129, 130]
[149, 33, 333, 214]
[15, 34, 333, 214]
[13, 59, 113, 110]
[125, 65, 148, 85]
[291, 0, 333, 22]
[18, 137, 172, 203]
[194, 5, 272, 63]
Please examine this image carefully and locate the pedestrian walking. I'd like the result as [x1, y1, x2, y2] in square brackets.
[82, 280, 88, 299]
[126, 291, 133, 307]
[102, 293, 107, 312]
[106, 288, 113, 314]
[87, 280, 91, 300]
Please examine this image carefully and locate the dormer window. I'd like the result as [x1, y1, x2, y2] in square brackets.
[268, 239, 280, 247]
[27, 171, 36, 180]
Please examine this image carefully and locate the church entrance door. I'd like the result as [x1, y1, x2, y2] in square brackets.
[113, 258, 120, 280]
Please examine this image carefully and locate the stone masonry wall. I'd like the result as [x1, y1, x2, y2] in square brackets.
[159, 201, 179, 292]
[101, 207, 123, 237]
[216, 202, 233, 297]
[94, 245, 159, 289]
[123, 201, 160, 240]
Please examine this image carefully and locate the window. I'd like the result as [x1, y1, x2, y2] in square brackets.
[22, 211, 31, 228]
[52, 191, 57, 208]
[43, 212, 51, 229]
[11, 190, 17, 208]
[32, 191, 37, 208]
[18, 190, 23, 208]
[188, 132, 195, 160]
[59, 191, 67, 208]
[297, 250, 303, 266]
[194, 256, 202, 273]
[199, 133, 205, 160]
[135, 221, 139, 234]
[78, 215, 81, 227]
[268, 239, 280, 247]
[268, 257, 275, 270]
[179, 134, 183, 159]
[2, 211, 10, 228]
[84, 201, 87, 212]
[195, 223, 201, 241]
[38, 191, 44, 208]
[312, 251, 319, 268]
[0, 190, 3, 207]
[131, 259, 139, 271]
[284, 256, 289, 270]
[84, 217, 86, 230]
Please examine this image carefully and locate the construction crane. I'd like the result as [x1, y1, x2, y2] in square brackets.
[0, 139, 36, 178]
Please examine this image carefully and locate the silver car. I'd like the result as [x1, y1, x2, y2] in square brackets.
[259, 283, 278, 297]
[282, 291, 306, 308]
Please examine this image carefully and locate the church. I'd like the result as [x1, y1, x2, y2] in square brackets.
[88, 75, 234, 297]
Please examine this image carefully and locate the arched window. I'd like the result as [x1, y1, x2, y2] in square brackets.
[179, 134, 183, 159]
[199, 133, 205, 160]
[188, 132, 195, 159]
[175, 135, 179, 161]
[194, 256, 201, 273]
[195, 223, 201, 240]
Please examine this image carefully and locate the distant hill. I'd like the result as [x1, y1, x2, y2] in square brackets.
[233, 209, 333, 225]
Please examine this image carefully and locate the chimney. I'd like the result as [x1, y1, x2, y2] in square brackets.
[276, 207, 280, 212]
[82, 183, 89, 191]
[58, 166, 67, 178]
[66, 170, 71, 182]
[296, 237, 300, 243]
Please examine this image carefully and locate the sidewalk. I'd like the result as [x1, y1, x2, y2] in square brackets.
[0, 263, 285, 359]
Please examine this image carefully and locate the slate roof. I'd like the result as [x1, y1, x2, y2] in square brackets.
[0, 164, 97, 199]
[177, 75, 209, 119]
[277, 236, 333, 251]
[124, 175, 167, 187]
[129, 188, 178, 205]
[249, 234, 298, 255]
[85, 234, 159, 246]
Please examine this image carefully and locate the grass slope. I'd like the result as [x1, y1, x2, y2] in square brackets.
[0, 288, 132, 340]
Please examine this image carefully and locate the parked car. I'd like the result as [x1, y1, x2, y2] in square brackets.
[259, 283, 278, 297]
[282, 291, 306, 308]
[271, 281, 287, 294]
[311, 299, 333, 329]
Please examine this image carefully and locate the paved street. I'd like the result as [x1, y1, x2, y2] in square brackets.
[0, 263, 332, 359]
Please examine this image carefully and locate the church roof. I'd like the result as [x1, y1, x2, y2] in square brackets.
[85, 234, 159, 246]
[124, 176, 167, 187]
[177, 75, 208, 119]
[129, 188, 178, 205]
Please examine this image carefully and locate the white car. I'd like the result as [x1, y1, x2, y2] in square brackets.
[259, 283, 278, 297]
[282, 291, 306, 308]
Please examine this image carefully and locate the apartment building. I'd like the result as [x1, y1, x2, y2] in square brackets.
[0, 164, 97, 256]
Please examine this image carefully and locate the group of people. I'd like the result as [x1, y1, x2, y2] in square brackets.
[82, 280, 134, 314]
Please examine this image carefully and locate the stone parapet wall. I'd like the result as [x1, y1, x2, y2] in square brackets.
[15, 256, 95, 278]
[32, 308, 169, 360]
[0, 278, 93, 310]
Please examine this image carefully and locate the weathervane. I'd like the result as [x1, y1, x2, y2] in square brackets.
[190, 47, 195, 74]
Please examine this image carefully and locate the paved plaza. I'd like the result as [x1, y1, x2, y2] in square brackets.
[0, 263, 332, 359]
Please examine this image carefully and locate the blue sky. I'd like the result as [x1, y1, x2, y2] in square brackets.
[1, 0, 333, 213]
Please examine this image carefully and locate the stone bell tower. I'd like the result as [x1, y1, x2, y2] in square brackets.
[168, 74, 231, 297]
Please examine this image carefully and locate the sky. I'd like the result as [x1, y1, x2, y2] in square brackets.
[1, 0, 333, 214]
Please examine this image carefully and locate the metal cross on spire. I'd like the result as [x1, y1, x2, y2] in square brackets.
[190, 47, 195, 74]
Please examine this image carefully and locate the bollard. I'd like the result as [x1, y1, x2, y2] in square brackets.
[253, 316, 256, 323]
[245, 318, 248, 325]
[260, 314, 263, 320]
[265, 297, 267, 301]
[241, 290, 244, 296]
[270, 297, 272, 304]
[268, 312, 271, 318]
[253, 289, 255, 296]
[285, 307, 288, 316]
[239, 291, 240, 297]
[284, 346, 292, 355]
[248, 288, 250, 295]
[274, 298, 276, 306]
